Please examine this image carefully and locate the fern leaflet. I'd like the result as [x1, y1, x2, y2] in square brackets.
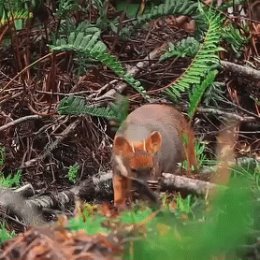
[58, 95, 131, 124]
[188, 70, 218, 119]
[0, 10, 32, 28]
[133, 0, 206, 37]
[164, 11, 222, 100]
[58, 96, 117, 119]
[160, 37, 200, 61]
[49, 25, 148, 99]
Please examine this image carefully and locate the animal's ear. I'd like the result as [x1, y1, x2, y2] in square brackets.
[146, 131, 162, 154]
[113, 136, 133, 156]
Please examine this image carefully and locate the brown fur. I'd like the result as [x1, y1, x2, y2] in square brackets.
[112, 104, 197, 208]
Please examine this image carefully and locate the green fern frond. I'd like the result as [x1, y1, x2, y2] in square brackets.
[221, 23, 248, 57]
[58, 95, 131, 124]
[217, 0, 246, 11]
[133, 0, 206, 37]
[0, 0, 37, 28]
[0, 10, 32, 27]
[188, 70, 218, 119]
[58, 96, 117, 119]
[110, 95, 129, 124]
[203, 81, 226, 107]
[160, 37, 200, 61]
[56, 0, 78, 18]
[49, 25, 148, 99]
[165, 11, 223, 100]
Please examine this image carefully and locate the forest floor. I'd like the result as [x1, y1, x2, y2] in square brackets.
[0, 1, 260, 260]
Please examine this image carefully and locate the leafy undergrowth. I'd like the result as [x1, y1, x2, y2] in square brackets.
[0, 172, 258, 260]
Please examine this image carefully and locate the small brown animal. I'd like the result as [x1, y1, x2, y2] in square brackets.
[112, 104, 197, 208]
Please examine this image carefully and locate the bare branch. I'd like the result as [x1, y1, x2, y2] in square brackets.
[1, 171, 218, 227]
[197, 108, 259, 121]
[3, 156, 257, 227]
[221, 60, 260, 81]
[0, 115, 42, 132]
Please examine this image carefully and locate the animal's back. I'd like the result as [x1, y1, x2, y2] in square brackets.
[116, 104, 194, 173]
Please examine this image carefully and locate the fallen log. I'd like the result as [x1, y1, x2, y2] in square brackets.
[1, 157, 257, 227]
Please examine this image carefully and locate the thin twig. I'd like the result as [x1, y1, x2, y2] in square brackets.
[21, 119, 81, 168]
[1, 52, 66, 94]
[197, 108, 258, 122]
[0, 53, 53, 93]
[0, 115, 42, 132]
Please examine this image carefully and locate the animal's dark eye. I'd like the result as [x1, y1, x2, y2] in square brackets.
[131, 168, 138, 174]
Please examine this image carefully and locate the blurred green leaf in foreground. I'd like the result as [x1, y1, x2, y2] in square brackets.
[126, 176, 252, 260]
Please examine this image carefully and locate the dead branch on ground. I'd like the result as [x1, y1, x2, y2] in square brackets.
[221, 60, 260, 81]
[0, 170, 220, 227]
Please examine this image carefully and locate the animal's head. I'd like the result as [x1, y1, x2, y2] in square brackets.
[113, 131, 162, 181]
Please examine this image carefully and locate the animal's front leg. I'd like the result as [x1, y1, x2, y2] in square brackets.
[112, 174, 131, 209]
